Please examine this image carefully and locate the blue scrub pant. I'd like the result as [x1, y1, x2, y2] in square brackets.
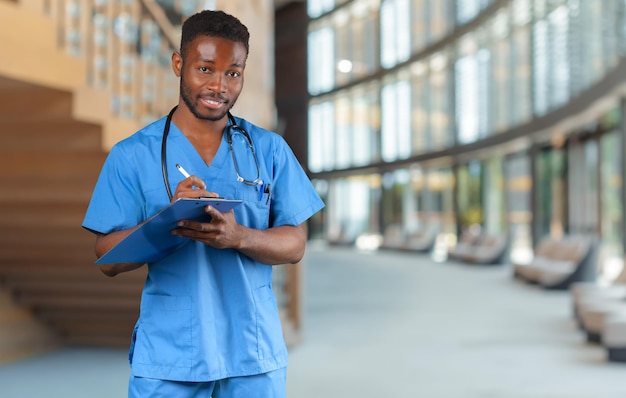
[128, 367, 287, 398]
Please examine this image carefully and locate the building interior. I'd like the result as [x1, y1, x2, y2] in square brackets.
[1, 0, 625, 396]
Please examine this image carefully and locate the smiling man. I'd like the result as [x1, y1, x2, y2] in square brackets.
[82, 10, 324, 398]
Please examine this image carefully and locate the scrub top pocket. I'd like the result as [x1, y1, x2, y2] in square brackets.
[253, 285, 286, 361]
[132, 294, 194, 371]
[207, 177, 271, 230]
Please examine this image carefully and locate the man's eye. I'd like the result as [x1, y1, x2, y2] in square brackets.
[200, 67, 210, 73]
[228, 71, 241, 78]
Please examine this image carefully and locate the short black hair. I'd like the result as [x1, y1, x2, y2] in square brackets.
[180, 10, 250, 57]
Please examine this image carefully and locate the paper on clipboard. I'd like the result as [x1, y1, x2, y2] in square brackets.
[95, 197, 242, 265]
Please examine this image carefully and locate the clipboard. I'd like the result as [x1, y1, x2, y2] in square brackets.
[95, 197, 242, 264]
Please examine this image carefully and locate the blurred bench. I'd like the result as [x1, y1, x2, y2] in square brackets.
[570, 266, 626, 358]
[380, 224, 438, 253]
[604, 312, 626, 362]
[447, 230, 509, 265]
[513, 235, 598, 290]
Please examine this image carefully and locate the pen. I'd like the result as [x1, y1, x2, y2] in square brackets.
[176, 164, 191, 179]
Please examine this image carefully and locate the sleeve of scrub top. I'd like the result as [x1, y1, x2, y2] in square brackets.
[82, 144, 145, 235]
[268, 139, 325, 228]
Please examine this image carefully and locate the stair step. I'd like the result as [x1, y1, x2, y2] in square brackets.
[39, 308, 140, 324]
[0, 120, 102, 151]
[54, 319, 137, 335]
[0, 246, 94, 264]
[0, 304, 32, 326]
[16, 294, 141, 311]
[0, 85, 74, 121]
[0, 150, 104, 203]
[0, 178, 96, 202]
[0, 321, 59, 356]
[0, 151, 106, 177]
[62, 334, 132, 348]
[6, 279, 143, 297]
[0, 202, 89, 228]
[0, 172, 99, 185]
[0, 263, 147, 282]
[0, 246, 96, 266]
[0, 226, 94, 247]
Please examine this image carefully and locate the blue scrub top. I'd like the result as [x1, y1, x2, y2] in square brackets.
[83, 115, 324, 382]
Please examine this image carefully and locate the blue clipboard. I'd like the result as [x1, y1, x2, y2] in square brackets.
[95, 197, 242, 265]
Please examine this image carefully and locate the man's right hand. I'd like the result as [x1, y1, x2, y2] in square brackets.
[171, 175, 219, 202]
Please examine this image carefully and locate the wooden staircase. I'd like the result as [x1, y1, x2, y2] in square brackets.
[0, 76, 146, 352]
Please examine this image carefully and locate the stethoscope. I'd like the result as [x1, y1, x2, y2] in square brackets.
[161, 106, 262, 201]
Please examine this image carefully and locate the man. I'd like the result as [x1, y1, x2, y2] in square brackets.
[82, 9, 324, 397]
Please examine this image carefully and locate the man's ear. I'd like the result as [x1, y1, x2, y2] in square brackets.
[172, 51, 182, 77]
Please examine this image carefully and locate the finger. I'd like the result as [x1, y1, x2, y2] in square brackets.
[195, 190, 221, 198]
[175, 190, 220, 201]
[204, 205, 224, 220]
[176, 220, 210, 232]
[185, 176, 206, 190]
[175, 176, 206, 191]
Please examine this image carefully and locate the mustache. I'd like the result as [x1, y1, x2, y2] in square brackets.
[201, 92, 228, 103]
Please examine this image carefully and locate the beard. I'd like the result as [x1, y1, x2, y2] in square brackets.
[179, 70, 239, 122]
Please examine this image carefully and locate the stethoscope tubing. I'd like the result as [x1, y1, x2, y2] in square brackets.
[161, 106, 260, 201]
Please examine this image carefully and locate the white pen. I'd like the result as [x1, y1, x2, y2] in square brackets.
[175, 164, 191, 178]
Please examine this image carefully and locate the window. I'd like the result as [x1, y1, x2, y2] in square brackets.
[532, 3, 571, 115]
[568, 138, 599, 235]
[308, 0, 336, 18]
[327, 177, 378, 244]
[455, 33, 490, 143]
[308, 101, 335, 172]
[410, 61, 429, 153]
[381, 77, 412, 161]
[349, 1, 379, 79]
[534, 147, 566, 239]
[483, 157, 506, 234]
[429, 51, 452, 149]
[351, 84, 380, 166]
[511, 0, 532, 126]
[334, 96, 352, 169]
[430, 0, 453, 43]
[456, 161, 484, 228]
[308, 26, 335, 94]
[380, 0, 411, 68]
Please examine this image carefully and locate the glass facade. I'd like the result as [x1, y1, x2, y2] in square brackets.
[307, 0, 626, 278]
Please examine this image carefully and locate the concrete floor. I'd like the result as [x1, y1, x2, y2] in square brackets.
[1, 243, 625, 397]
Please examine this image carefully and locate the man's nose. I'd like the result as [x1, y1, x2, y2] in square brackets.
[206, 74, 226, 92]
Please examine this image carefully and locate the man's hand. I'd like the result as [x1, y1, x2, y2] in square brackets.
[172, 205, 242, 249]
[171, 175, 219, 202]
[170, 175, 307, 265]
[172, 205, 307, 265]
